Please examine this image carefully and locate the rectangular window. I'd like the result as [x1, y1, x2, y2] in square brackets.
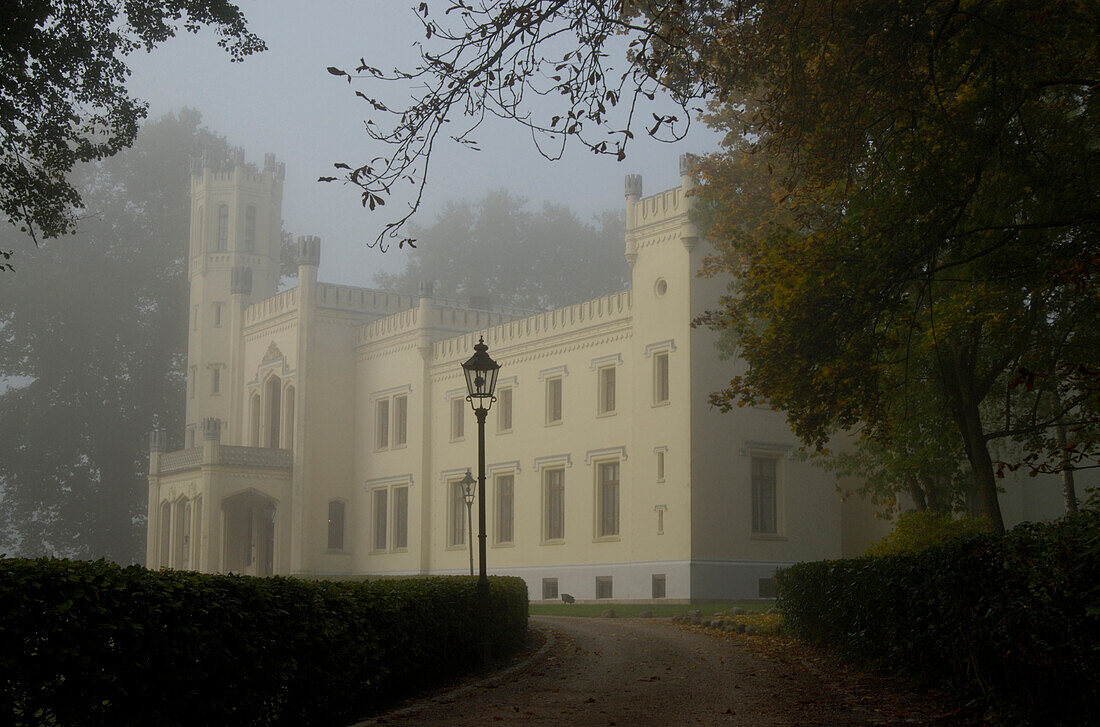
[542, 578, 559, 600]
[373, 489, 388, 551]
[211, 367, 220, 394]
[656, 450, 666, 482]
[216, 204, 229, 251]
[595, 576, 613, 600]
[451, 398, 465, 440]
[544, 468, 565, 541]
[393, 486, 408, 549]
[192, 305, 199, 330]
[497, 387, 513, 432]
[598, 461, 620, 537]
[376, 399, 390, 449]
[244, 206, 257, 252]
[598, 366, 616, 414]
[758, 578, 777, 598]
[751, 456, 778, 534]
[189, 366, 196, 398]
[496, 474, 514, 544]
[393, 395, 407, 446]
[546, 377, 562, 424]
[328, 500, 345, 550]
[654, 352, 669, 403]
[213, 303, 223, 327]
[652, 574, 666, 599]
[450, 479, 467, 546]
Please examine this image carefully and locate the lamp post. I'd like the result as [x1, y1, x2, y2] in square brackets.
[461, 335, 500, 668]
[460, 469, 476, 576]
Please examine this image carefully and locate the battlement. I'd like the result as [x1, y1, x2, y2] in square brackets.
[431, 288, 632, 363]
[189, 149, 285, 184]
[314, 283, 417, 315]
[244, 287, 299, 327]
[629, 186, 686, 230]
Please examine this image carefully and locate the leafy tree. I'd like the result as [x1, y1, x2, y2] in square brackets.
[0, 110, 230, 561]
[341, 1, 1098, 531]
[373, 190, 628, 310]
[0, 0, 263, 255]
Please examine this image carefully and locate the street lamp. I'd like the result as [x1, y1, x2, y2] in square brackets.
[461, 335, 500, 668]
[460, 469, 476, 577]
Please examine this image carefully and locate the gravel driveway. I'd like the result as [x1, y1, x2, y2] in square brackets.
[353, 615, 980, 726]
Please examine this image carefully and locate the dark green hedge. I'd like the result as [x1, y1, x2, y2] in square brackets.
[776, 509, 1100, 725]
[0, 560, 528, 726]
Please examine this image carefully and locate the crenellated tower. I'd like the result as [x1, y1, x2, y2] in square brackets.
[184, 149, 285, 447]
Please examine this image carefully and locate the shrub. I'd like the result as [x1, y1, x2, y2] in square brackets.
[0, 560, 528, 726]
[776, 509, 1100, 725]
[864, 510, 991, 557]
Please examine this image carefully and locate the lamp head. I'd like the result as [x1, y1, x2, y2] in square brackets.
[461, 336, 500, 410]
[460, 469, 476, 504]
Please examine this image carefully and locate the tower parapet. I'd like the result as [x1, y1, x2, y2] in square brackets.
[297, 235, 321, 267]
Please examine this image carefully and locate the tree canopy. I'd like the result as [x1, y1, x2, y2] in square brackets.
[0, 110, 230, 561]
[373, 190, 627, 310]
[0, 0, 263, 253]
[345, 0, 1099, 531]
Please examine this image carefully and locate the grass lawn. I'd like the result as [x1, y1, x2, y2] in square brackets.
[528, 600, 774, 618]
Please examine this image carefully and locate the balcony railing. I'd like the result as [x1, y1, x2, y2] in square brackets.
[155, 445, 292, 474]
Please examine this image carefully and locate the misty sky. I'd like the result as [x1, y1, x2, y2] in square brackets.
[125, 0, 721, 285]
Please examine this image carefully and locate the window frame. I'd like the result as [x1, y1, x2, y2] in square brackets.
[542, 577, 559, 600]
[216, 203, 229, 252]
[595, 459, 621, 539]
[750, 455, 779, 535]
[497, 386, 513, 433]
[371, 487, 389, 552]
[375, 398, 390, 450]
[244, 205, 257, 252]
[543, 467, 566, 543]
[653, 350, 670, 405]
[597, 365, 616, 416]
[448, 477, 468, 548]
[545, 376, 562, 425]
[451, 397, 466, 441]
[494, 473, 515, 545]
[392, 486, 409, 551]
[595, 576, 613, 600]
[392, 394, 408, 447]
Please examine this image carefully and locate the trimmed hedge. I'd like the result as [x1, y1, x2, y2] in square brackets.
[0, 559, 528, 726]
[776, 509, 1100, 725]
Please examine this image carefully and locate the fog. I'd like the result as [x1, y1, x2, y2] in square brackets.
[126, 0, 721, 284]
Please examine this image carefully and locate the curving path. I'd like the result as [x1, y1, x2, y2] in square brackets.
[353, 615, 977, 726]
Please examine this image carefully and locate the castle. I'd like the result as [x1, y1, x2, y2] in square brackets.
[145, 152, 1069, 600]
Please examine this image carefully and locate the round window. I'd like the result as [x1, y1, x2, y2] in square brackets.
[655, 278, 668, 297]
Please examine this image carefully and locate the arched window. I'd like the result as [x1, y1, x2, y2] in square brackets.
[265, 376, 281, 448]
[250, 393, 261, 447]
[328, 500, 345, 550]
[283, 385, 295, 450]
[244, 206, 257, 252]
[216, 204, 229, 252]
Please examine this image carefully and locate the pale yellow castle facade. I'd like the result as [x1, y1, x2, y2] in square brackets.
[145, 152, 1071, 600]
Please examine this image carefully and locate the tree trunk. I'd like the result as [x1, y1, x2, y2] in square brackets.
[939, 345, 1005, 534]
[1056, 422, 1079, 515]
